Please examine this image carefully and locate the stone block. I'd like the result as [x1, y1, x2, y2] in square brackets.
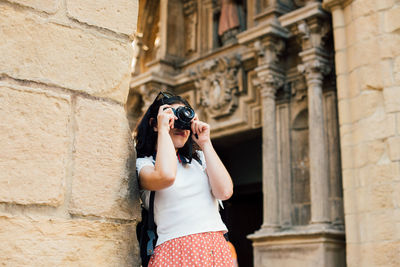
[378, 34, 400, 59]
[70, 97, 137, 220]
[351, 0, 376, 18]
[0, 215, 138, 266]
[377, 0, 395, 11]
[336, 74, 348, 100]
[352, 143, 368, 168]
[334, 50, 347, 76]
[343, 4, 353, 25]
[66, 0, 138, 36]
[369, 241, 400, 267]
[355, 187, 370, 213]
[354, 13, 380, 42]
[333, 28, 346, 51]
[360, 162, 400, 186]
[350, 90, 383, 123]
[340, 145, 354, 170]
[331, 7, 345, 28]
[369, 183, 395, 211]
[353, 108, 396, 142]
[0, 5, 133, 104]
[344, 213, 360, 243]
[342, 169, 355, 190]
[339, 124, 354, 146]
[355, 54, 389, 91]
[383, 87, 400, 113]
[346, 21, 356, 47]
[366, 139, 386, 164]
[338, 99, 351, 125]
[394, 56, 400, 84]
[384, 6, 400, 33]
[348, 69, 360, 98]
[0, 85, 70, 206]
[5, 0, 60, 13]
[346, 243, 361, 267]
[398, 113, 400, 135]
[366, 210, 397, 241]
[343, 188, 357, 215]
[387, 136, 400, 161]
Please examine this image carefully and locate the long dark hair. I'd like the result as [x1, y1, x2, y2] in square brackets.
[134, 91, 200, 163]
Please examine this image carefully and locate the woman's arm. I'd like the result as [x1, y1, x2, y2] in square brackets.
[139, 105, 178, 191]
[192, 120, 233, 200]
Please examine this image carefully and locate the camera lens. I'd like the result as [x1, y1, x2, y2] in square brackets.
[174, 106, 194, 129]
[175, 106, 194, 122]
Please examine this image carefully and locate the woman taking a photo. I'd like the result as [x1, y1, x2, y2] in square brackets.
[135, 91, 234, 266]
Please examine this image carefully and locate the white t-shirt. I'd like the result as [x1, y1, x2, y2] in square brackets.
[136, 151, 228, 246]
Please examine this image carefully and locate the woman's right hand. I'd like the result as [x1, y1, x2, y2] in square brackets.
[157, 104, 177, 132]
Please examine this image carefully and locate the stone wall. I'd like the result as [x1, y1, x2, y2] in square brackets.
[0, 0, 140, 266]
[324, 0, 400, 266]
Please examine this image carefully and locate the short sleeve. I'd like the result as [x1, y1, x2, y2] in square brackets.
[196, 150, 207, 170]
[136, 156, 155, 176]
[136, 156, 154, 209]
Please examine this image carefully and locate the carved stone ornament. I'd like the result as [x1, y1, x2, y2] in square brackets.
[298, 58, 331, 83]
[254, 37, 286, 66]
[253, 71, 284, 100]
[297, 19, 331, 51]
[137, 82, 166, 113]
[192, 55, 241, 119]
[291, 76, 307, 102]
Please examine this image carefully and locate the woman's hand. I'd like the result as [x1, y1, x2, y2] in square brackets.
[191, 116, 211, 149]
[157, 104, 177, 132]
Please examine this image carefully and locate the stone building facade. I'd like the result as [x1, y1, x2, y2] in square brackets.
[0, 0, 141, 266]
[129, 0, 400, 266]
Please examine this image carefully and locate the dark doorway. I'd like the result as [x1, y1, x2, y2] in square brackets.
[213, 128, 263, 267]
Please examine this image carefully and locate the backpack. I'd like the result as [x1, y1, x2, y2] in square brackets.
[136, 191, 157, 267]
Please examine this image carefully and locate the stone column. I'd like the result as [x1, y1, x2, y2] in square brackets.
[299, 48, 331, 226]
[254, 65, 285, 231]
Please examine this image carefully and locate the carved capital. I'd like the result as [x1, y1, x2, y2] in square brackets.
[298, 57, 331, 84]
[253, 66, 285, 100]
[254, 36, 286, 66]
[191, 55, 241, 119]
[296, 18, 331, 51]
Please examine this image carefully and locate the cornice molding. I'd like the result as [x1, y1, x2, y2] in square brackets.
[322, 0, 353, 11]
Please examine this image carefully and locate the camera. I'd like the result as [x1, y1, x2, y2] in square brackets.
[172, 106, 195, 130]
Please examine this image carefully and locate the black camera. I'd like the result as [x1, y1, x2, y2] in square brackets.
[172, 106, 195, 130]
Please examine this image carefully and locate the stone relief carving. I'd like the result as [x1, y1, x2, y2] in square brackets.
[191, 55, 241, 119]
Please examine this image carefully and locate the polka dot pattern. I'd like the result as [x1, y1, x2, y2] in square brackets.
[148, 231, 235, 267]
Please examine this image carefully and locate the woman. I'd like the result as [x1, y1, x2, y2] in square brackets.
[135, 91, 234, 266]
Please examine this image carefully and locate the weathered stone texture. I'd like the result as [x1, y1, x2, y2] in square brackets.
[0, 85, 70, 206]
[0, 4, 133, 104]
[384, 87, 400, 113]
[70, 97, 136, 220]
[5, 0, 60, 14]
[329, 1, 400, 266]
[66, 0, 138, 36]
[387, 136, 400, 161]
[0, 215, 138, 266]
[384, 5, 400, 33]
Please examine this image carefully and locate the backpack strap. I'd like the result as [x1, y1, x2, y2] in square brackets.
[146, 191, 156, 256]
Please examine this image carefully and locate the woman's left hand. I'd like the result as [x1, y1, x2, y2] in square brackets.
[191, 117, 211, 149]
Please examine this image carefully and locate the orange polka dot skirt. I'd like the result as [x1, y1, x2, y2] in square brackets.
[148, 231, 235, 267]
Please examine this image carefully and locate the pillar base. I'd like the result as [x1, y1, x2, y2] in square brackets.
[248, 227, 345, 267]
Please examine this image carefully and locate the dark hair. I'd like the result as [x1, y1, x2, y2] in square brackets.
[134, 91, 200, 163]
